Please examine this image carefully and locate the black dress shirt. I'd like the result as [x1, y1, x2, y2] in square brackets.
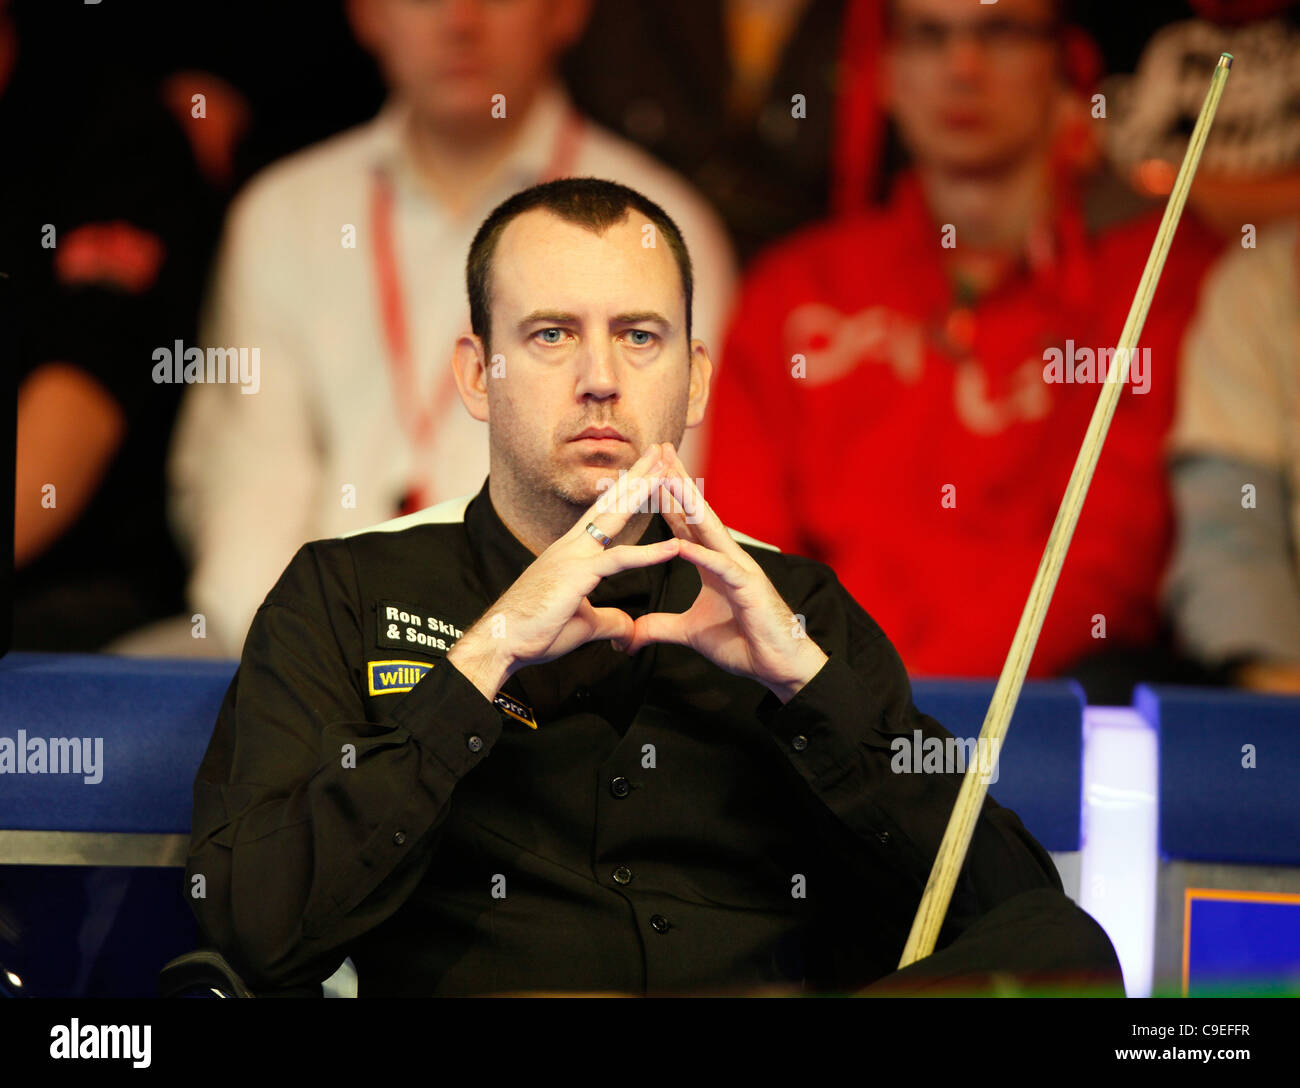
[186, 477, 1063, 995]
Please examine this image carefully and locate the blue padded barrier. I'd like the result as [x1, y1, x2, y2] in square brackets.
[0, 652, 238, 996]
[1134, 684, 1300, 865]
[910, 679, 1084, 853]
[0, 652, 236, 833]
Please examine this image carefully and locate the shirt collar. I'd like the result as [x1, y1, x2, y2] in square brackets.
[464, 475, 675, 612]
[367, 97, 417, 182]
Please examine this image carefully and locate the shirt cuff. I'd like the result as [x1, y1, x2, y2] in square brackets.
[755, 651, 900, 785]
[385, 654, 507, 778]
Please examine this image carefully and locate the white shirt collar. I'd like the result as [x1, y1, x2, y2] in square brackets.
[366, 78, 576, 204]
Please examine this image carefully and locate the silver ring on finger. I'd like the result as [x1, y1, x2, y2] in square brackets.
[585, 521, 615, 549]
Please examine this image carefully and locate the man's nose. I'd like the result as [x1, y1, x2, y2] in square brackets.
[946, 32, 991, 81]
[574, 337, 620, 402]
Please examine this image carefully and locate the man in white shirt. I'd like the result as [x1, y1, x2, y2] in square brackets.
[1163, 218, 1300, 694]
[168, 0, 737, 656]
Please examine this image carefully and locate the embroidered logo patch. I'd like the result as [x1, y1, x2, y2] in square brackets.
[376, 600, 465, 653]
[494, 691, 538, 730]
[365, 658, 539, 729]
[367, 659, 434, 695]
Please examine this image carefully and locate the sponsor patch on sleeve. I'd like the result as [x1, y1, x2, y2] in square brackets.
[367, 659, 435, 696]
[365, 658, 538, 729]
[494, 691, 538, 730]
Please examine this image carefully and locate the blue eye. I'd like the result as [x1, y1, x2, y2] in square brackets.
[536, 328, 565, 344]
[626, 329, 654, 346]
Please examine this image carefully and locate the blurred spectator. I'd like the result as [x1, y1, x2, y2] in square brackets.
[562, 0, 863, 263]
[1163, 218, 1300, 694]
[1099, 1, 1300, 234]
[704, 0, 1223, 690]
[167, 0, 738, 657]
[4, 0, 213, 651]
[1095, 2, 1300, 694]
[561, 0, 1135, 266]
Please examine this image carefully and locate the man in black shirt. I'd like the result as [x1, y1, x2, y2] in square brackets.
[186, 177, 1121, 996]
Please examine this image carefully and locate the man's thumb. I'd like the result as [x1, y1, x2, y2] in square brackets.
[586, 605, 633, 647]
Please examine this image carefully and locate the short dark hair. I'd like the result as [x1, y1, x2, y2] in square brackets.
[466, 177, 694, 354]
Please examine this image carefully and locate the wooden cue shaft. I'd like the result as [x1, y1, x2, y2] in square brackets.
[896, 52, 1234, 971]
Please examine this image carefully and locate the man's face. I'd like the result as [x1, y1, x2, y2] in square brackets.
[884, 0, 1063, 174]
[479, 208, 702, 509]
[351, 0, 587, 128]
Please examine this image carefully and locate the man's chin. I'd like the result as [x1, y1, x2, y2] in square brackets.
[555, 457, 642, 510]
[923, 135, 1042, 178]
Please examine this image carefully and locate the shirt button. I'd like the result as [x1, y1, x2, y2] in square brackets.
[574, 687, 590, 702]
[467, 735, 484, 753]
[649, 914, 670, 934]
[612, 866, 633, 885]
[791, 734, 808, 752]
[877, 830, 891, 846]
[392, 831, 407, 845]
[610, 776, 630, 798]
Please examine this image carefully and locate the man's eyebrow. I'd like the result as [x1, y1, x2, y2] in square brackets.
[517, 310, 580, 329]
[612, 311, 671, 328]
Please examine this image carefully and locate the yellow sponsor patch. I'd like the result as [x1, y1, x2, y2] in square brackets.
[367, 659, 434, 696]
[365, 659, 539, 729]
[493, 691, 538, 730]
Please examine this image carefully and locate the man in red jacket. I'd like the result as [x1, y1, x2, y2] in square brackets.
[705, 0, 1222, 683]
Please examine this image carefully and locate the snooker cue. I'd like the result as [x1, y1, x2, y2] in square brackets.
[897, 52, 1235, 970]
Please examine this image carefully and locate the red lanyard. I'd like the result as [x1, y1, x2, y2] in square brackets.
[371, 107, 585, 515]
